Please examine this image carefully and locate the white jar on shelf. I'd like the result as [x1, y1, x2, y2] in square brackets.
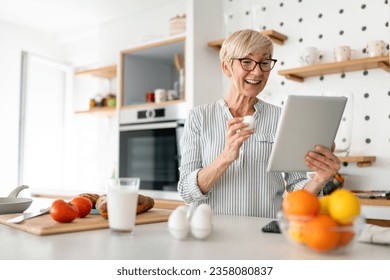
[154, 89, 167, 103]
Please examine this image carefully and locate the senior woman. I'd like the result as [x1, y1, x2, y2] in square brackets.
[177, 29, 340, 218]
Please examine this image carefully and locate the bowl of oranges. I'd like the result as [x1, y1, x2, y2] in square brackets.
[278, 188, 365, 254]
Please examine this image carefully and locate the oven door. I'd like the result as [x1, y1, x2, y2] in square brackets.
[119, 121, 183, 192]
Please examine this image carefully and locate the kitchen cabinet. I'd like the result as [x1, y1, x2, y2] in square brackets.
[120, 35, 185, 109]
[207, 29, 288, 51]
[74, 64, 117, 117]
[277, 55, 390, 82]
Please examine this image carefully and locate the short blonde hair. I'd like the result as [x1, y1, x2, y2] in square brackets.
[220, 29, 273, 65]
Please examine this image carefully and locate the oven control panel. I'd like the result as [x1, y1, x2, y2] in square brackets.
[119, 103, 187, 124]
[137, 108, 165, 119]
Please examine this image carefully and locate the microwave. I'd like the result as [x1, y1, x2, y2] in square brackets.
[119, 106, 186, 200]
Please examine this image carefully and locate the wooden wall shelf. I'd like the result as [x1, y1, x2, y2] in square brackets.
[75, 107, 116, 117]
[278, 55, 390, 82]
[338, 156, 376, 167]
[366, 218, 390, 227]
[208, 29, 288, 51]
[75, 65, 117, 79]
[359, 198, 390, 207]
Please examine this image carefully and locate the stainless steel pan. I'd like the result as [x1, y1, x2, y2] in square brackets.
[0, 185, 32, 214]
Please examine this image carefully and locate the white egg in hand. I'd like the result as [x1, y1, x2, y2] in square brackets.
[191, 204, 212, 240]
[168, 208, 190, 240]
[242, 115, 255, 130]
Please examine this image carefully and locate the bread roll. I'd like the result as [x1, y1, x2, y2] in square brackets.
[95, 194, 107, 210]
[78, 193, 100, 208]
[137, 194, 154, 214]
[97, 194, 154, 219]
[99, 201, 108, 219]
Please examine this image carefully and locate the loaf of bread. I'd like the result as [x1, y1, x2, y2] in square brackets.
[137, 194, 154, 214]
[95, 194, 107, 210]
[99, 201, 108, 219]
[97, 194, 154, 219]
[78, 193, 100, 208]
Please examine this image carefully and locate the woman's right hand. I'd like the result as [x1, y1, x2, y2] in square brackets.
[195, 117, 254, 194]
[223, 117, 254, 162]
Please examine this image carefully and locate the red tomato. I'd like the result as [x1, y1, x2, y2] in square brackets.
[71, 196, 92, 218]
[50, 199, 79, 223]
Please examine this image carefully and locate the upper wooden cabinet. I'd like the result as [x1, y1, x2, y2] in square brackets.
[75, 65, 117, 79]
[74, 65, 118, 117]
[278, 55, 390, 82]
[208, 29, 288, 50]
[120, 35, 185, 108]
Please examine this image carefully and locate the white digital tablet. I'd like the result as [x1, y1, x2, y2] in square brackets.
[267, 95, 347, 172]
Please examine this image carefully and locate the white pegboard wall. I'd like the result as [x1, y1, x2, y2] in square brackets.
[222, 0, 390, 191]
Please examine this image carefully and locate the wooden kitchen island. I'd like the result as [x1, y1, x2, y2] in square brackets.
[0, 209, 388, 260]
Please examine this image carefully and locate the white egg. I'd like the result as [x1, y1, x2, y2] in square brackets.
[175, 205, 189, 213]
[195, 204, 212, 216]
[191, 227, 211, 240]
[190, 204, 212, 240]
[242, 115, 255, 130]
[187, 203, 198, 220]
[168, 208, 190, 240]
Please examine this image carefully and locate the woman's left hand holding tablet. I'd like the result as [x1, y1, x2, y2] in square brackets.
[305, 145, 341, 185]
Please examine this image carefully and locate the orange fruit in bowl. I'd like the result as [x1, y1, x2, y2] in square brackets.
[288, 220, 306, 243]
[303, 214, 341, 253]
[319, 195, 330, 215]
[338, 223, 356, 247]
[328, 189, 361, 224]
[282, 190, 320, 218]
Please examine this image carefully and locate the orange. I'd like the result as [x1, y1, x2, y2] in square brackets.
[338, 223, 355, 247]
[303, 214, 341, 253]
[328, 189, 361, 224]
[319, 195, 330, 215]
[288, 221, 306, 243]
[282, 190, 320, 218]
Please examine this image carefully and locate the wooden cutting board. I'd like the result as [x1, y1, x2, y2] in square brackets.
[0, 209, 170, 236]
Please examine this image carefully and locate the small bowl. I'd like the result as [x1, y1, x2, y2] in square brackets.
[277, 211, 365, 254]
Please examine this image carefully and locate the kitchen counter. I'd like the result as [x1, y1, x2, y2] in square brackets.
[0, 211, 389, 260]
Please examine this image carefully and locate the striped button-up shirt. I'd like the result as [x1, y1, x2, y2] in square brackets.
[178, 99, 309, 218]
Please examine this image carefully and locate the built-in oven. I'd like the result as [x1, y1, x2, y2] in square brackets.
[119, 105, 186, 200]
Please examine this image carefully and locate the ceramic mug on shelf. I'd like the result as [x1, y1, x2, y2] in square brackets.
[334, 45, 352, 62]
[145, 92, 155, 103]
[299, 47, 324, 66]
[366, 40, 386, 57]
[154, 88, 167, 103]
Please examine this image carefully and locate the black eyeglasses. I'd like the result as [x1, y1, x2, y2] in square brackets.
[231, 58, 277, 72]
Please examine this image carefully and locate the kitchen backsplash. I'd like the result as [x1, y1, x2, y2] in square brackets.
[222, 0, 390, 191]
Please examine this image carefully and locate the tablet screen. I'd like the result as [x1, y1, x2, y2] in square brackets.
[267, 95, 347, 172]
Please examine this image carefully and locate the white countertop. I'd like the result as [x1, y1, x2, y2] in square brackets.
[0, 208, 388, 260]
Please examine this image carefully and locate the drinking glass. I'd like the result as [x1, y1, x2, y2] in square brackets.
[106, 178, 140, 233]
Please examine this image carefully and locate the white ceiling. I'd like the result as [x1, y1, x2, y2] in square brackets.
[0, 0, 161, 33]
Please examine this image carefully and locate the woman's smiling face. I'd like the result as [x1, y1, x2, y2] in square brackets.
[225, 52, 272, 97]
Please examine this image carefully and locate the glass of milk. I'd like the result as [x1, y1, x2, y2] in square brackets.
[106, 178, 140, 233]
